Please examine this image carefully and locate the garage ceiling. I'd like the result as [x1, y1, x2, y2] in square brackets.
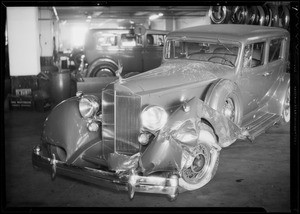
[53, 6, 209, 21]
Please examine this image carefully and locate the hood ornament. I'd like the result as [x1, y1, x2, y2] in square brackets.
[116, 60, 124, 83]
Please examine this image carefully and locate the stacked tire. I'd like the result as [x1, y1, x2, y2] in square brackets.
[209, 4, 290, 29]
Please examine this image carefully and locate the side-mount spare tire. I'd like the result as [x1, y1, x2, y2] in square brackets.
[204, 79, 243, 126]
[86, 58, 119, 77]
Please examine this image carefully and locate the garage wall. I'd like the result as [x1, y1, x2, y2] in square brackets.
[7, 7, 40, 76]
[57, 12, 211, 51]
[59, 22, 90, 51]
[175, 13, 211, 29]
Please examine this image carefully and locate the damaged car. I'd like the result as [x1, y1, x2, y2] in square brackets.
[32, 24, 290, 201]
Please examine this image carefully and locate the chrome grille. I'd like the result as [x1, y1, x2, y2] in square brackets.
[102, 89, 141, 157]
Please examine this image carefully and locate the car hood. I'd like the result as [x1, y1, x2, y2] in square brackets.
[111, 60, 233, 95]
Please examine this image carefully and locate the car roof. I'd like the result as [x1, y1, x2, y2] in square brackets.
[88, 28, 168, 34]
[167, 24, 289, 43]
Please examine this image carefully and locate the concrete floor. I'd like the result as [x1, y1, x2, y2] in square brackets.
[4, 108, 291, 211]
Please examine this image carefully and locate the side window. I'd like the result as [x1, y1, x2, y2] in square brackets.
[146, 34, 165, 46]
[120, 34, 136, 47]
[243, 42, 265, 68]
[136, 35, 142, 45]
[269, 38, 283, 62]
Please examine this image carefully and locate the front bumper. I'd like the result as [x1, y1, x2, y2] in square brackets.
[32, 145, 179, 200]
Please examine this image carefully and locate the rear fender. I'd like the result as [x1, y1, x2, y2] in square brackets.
[263, 73, 290, 115]
[42, 97, 101, 163]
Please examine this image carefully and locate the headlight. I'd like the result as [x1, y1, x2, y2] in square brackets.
[141, 105, 168, 131]
[79, 95, 100, 118]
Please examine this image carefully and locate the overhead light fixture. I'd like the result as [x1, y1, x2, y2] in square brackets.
[86, 15, 92, 22]
[149, 13, 163, 21]
[52, 7, 59, 21]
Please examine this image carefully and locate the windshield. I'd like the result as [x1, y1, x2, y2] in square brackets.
[165, 39, 239, 67]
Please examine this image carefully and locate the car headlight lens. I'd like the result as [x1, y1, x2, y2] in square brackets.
[79, 95, 100, 118]
[141, 105, 168, 131]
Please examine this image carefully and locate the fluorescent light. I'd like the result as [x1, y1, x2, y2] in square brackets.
[149, 13, 163, 21]
[52, 7, 59, 21]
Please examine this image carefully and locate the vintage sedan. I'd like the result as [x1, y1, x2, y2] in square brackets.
[80, 27, 168, 77]
[32, 24, 290, 201]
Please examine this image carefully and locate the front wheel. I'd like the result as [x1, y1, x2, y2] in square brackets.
[179, 125, 220, 191]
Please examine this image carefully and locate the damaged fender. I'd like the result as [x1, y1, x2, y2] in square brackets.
[139, 97, 247, 186]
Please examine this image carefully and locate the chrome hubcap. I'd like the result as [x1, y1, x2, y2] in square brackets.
[182, 144, 210, 184]
[96, 68, 114, 77]
[222, 97, 235, 122]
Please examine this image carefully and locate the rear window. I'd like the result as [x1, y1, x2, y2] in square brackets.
[146, 34, 166, 46]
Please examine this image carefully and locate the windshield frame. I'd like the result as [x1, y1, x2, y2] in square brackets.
[163, 37, 241, 67]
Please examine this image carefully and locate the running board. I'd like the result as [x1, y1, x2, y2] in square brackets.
[242, 111, 281, 140]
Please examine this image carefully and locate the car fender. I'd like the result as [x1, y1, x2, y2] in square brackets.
[140, 97, 246, 175]
[42, 97, 101, 163]
[265, 72, 290, 115]
[85, 57, 119, 77]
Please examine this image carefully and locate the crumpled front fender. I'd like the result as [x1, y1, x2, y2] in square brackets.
[140, 97, 246, 175]
[42, 97, 101, 162]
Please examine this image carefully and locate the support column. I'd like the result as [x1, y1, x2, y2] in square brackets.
[7, 7, 40, 76]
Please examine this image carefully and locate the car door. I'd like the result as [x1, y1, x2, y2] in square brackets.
[265, 37, 286, 88]
[119, 33, 143, 75]
[142, 33, 166, 72]
[237, 41, 272, 115]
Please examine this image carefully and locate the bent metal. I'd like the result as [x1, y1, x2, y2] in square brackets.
[32, 24, 290, 201]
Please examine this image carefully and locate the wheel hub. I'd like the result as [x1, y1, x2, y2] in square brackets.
[223, 98, 235, 121]
[182, 144, 210, 184]
[283, 87, 290, 122]
[191, 154, 205, 173]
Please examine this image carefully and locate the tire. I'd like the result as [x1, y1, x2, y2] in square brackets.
[246, 6, 259, 25]
[179, 124, 220, 191]
[269, 5, 279, 27]
[257, 6, 266, 26]
[279, 85, 290, 125]
[86, 60, 118, 77]
[262, 5, 272, 26]
[209, 6, 232, 24]
[231, 6, 248, 24]
[278, 5, 290, 29]
[204, 79, 243, 126]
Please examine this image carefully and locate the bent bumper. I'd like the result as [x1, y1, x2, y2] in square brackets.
[32, 145, 179, 200]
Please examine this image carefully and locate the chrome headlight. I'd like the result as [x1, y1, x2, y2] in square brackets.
[79, 95, 100, 118]
[141, 105, 168, 131]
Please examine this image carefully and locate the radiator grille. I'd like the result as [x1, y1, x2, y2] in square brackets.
[102, 89, 141, 157]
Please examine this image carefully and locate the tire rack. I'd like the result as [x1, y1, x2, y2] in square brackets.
[209, 3, 291, 30]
